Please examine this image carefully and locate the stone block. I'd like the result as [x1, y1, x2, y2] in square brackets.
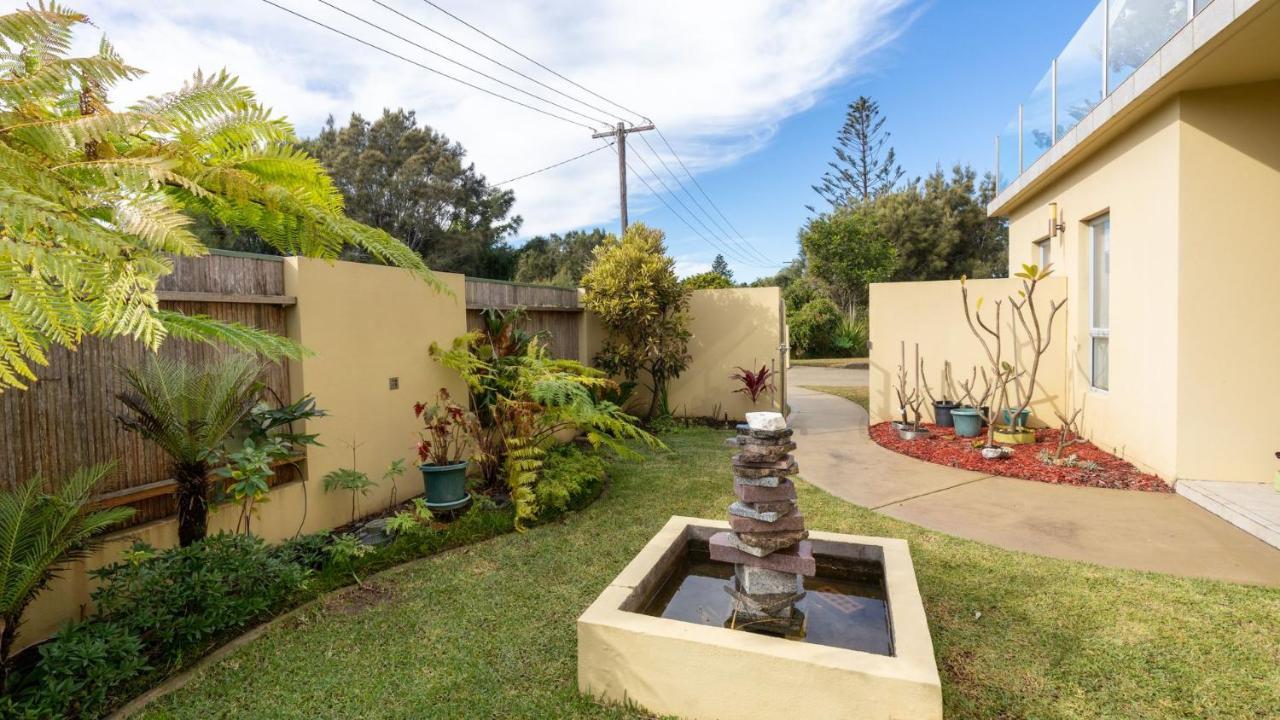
[734, 474, 783, 488]
[737, 427, 793, 440]
[733, 563, 802, 595]
[737, 441, 797, 462]
[728, 511, 807, 533]
[733, 457, 798, 478]
[710, 533, 816, 576]
[735, 529, 809, 555]
[728, 501, 793, 522]
[734, 479, 797, 504]
[745, 412, 786, 431]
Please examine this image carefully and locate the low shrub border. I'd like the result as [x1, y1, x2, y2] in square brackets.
[869, 422, 1172, 492]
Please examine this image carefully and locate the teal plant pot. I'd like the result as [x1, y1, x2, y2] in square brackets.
[951, 408, 983, 438]
[420, 461, 470, 511]
[1001, 407, 1031, 429]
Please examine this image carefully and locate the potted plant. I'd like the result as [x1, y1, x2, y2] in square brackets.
[415, 388, 478, 512]
[958, 278, 1025, 458]
[922, 359, 959, 427]
[996, 264, 1066, 444]
[895, 342, 930, 441]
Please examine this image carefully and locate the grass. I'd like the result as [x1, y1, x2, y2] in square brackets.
[790, 357, 868, 368]
[139, 429, 1280, 720]
[800, 384, 869, 412]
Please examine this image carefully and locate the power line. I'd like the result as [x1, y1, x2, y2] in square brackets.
[492, 142, 613, 186]
[418, 0, 649, 123]
[311, 0, 612, 129]
[257, 0, 595, 131]
[365, 0, 630, 126]
[621, 142, 777, 269]
[653, 127, 780, 265]
[636, 132, 779, 266]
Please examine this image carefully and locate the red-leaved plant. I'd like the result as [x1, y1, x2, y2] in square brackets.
[414, 388, 479, 466]
[729, 365, 776, 404]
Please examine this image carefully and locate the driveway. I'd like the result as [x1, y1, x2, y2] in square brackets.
[787, 367, 1280, 586]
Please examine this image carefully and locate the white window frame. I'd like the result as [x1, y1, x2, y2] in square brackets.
[1034, 237, 1051, 269]
[1088, 216, 1110, 392]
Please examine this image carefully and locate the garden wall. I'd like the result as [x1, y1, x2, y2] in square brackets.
[868, 277, 1068, 430]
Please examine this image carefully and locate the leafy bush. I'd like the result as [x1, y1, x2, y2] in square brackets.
[681, 271, 734, 290]
[832, 315, 869, 357]
[788, 296, 843, 358]
[534, 446, 606, 520]
[271, 531, 334, 571]
[1, 620, 148, 719]
[90, 534, 309, 665]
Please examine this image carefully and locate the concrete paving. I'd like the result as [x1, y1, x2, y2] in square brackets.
[786, 370, 1280, 587]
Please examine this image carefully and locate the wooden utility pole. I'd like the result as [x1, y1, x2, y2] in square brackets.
[592, 121, 655, 233]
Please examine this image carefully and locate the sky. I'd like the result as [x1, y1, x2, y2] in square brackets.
[69, 0, 1098, 281]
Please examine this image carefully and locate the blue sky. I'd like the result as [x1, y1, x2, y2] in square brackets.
[631, 0, 1100, 281]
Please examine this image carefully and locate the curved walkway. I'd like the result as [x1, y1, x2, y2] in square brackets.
[786, 367, 1280, 586]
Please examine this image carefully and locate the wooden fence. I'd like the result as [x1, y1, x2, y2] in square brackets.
[0, 251, 295, 527]
[464, 278, 583, 360]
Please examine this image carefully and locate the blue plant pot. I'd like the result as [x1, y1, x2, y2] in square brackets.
[950, 408, 984, 438]
[1001, 407, 1031, 429]
[420, 461, 470, 511]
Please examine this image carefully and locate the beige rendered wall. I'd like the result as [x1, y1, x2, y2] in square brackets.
[1175, 81, 1280, 483]
[1001, 99, 1184, 480]
[868, 278, 1068, 428]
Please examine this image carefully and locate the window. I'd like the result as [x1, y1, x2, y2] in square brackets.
[1034, 238, 1051, 269]
[1089, 216, 1110, 390]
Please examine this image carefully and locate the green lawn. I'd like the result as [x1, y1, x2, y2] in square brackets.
[790, 357, 868, 368]
[139, 429, 1280, 719]
[800, 384, 869, 412]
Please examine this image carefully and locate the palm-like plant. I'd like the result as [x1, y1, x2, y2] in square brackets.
[0, 463, 133, 690]
[117, 355, 265, 546]
[0, 3, 437, 392]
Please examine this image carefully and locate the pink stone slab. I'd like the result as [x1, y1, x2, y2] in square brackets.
[709, 532, 816, 576]
[734, 479, 797, 503]
[727, 512, 807, 533]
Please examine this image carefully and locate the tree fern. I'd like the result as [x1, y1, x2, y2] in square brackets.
[0, 4, 437, 392]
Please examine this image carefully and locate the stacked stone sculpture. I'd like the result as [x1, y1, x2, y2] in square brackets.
[710, 411, 814, 637]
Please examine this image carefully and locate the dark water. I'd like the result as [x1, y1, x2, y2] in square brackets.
[639, 541, 893, 656]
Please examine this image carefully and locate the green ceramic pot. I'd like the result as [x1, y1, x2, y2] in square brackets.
[420, 461, 470, 511]
[950, 407, 983, 438]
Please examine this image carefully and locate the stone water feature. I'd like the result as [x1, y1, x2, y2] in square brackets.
[711, 412, 812, 637]
[577, 412, 942, 720]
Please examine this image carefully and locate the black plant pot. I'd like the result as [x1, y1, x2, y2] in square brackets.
[933, 401, 960, 428]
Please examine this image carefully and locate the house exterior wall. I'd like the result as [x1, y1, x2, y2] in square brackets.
[868, 278, 1068, 428]
[1176, 80, 1280, 483]
[1003, 99, 1184, 480]
[671, 287, 785, 419]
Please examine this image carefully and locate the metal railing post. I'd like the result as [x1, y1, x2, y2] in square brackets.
[1051, 58, 1059, 144]
[1018, 104, 1024, 173]
[1103, 0, 1110, 96]
[995, 135, 1001, 189]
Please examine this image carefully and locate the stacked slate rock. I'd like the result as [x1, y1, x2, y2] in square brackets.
[710, 411, 814, 637]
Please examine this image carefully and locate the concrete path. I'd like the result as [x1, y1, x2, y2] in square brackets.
[787, 369, 1280, 587]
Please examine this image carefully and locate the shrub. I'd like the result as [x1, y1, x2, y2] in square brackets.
[271, 531, 334, 571]
[788, 295, 843, 358]
[90, 534, 309, 665]
[534, 446, 606, 520]
[832, 315, 869, 357]
[681, 271, 734, 290]
[1, 621, 148, 719]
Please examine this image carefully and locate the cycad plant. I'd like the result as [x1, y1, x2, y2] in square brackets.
[0, 3, 436, 392]
[117, 355, 265, 546]
[0, 464, 134, 691]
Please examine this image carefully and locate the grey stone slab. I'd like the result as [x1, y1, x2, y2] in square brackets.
[734, 563, 802, 595]
[728, 501, 792, 522]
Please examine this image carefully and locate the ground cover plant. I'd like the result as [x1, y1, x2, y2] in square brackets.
[869, 422, 1172, 492]
[135, 428, 1278, 720]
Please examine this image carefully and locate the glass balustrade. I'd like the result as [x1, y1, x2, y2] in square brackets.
[995, 0, 1203, 194]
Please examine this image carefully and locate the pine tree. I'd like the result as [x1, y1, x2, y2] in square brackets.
[812, 96, 904, 209]
[710, 254, 733, 282]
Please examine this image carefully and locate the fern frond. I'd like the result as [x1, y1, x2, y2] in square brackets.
[153, 310, 310, 360]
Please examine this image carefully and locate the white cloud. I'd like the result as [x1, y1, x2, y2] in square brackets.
[74, 0, 910, 241]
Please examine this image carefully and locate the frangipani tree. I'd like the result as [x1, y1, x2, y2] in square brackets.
[0, 4, 435, 391]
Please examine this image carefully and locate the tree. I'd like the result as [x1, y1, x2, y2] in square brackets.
[117, 355, 266, 547]
[800, 207, 897, 314]
[872, 165, 1007, 282]
[0, 465, 133, 689]
[682, 271, 734, 290]
[581, 224, 691, 419]
[513, 228, 608, 287]
[812, 96, 904, 208]
[710, 254, 734, 282]
[302, 110, 522, 278]
[0, 6, 431, 392]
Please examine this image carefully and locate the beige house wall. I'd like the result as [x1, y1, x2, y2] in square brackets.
[1176, 81, 1280, 483]
[1003, 99, 1184, 480]
[670, 288, 785, 419]
[868, 278, 1068, 428]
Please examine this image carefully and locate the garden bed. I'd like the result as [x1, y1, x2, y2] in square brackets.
[869, 422, 1172, 492]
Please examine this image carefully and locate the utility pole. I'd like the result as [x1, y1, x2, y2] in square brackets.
[592, 121, 655, 233]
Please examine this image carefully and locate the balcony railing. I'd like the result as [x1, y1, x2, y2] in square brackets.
[995, 0, 1216, 192]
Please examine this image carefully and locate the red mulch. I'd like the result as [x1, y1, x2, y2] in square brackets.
[868, 422, 1172, 493]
